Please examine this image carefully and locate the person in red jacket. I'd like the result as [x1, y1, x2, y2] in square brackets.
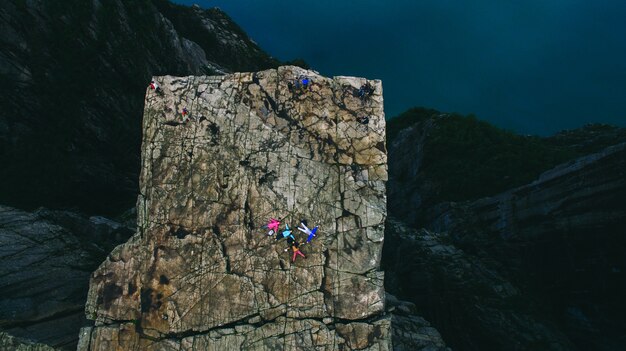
[289, 238, 306, 262]
[149, 80, 163, 95]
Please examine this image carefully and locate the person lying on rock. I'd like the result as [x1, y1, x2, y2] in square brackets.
[356, 82, 374, 100]
[289, 238, 306, 262]
[300, 75, 311, 89]
[149, 80, 163, 95]
[262, 218, 281, 236]
[276, 224, 295, 241]
[297, 221, 319, 244]
[181, 108, 190, 122]
[292, 75, 312, 92]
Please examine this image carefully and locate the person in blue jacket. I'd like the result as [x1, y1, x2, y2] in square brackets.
[276, 224, 295, 242]
[297, 221, 319, 244]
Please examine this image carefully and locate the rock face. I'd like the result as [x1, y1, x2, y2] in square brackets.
[79, 66, 390, 350]
[383, 220, 574, 350]
[429, 142, 626, 239]
[0, 0, 279, 215]
[384, 142, 626, 350]
[0, 332, 57, 351]
[428, 142, 626, 350]
[385, 294, 449, 351]
[387, 115, 437, 228]
[0, 205, 133, 350]
[387, 111, 626, 230]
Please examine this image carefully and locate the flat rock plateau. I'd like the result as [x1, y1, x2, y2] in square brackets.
[79, 66, 391, 350]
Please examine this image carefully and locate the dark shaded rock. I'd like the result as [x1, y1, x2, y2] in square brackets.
[386, 109, 626, 350]
[545, 123, 626, 155]
[34, 208, 134, 253]
[387, 113, 437, 227]
[0, 0, 279, 215]
[383, 219, 574, 351]
[0, 205, 132, 350]
[386, 294, 450, 351]
[387, 110, 626, 229]
[425, 142, 626, 350]
[0, 332, 57, 351]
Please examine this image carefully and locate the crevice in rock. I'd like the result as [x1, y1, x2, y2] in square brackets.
[212, 224, 231, 274]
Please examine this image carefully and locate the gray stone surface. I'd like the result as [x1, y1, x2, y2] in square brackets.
[423, 142, 626, 350]
[80, 66, 390, 350]
[386, 114, 626, 350]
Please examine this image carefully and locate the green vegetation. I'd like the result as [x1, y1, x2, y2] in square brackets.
[545, 123, 626, 155]
[387, 107, 440, 141]
[388, 108, 626, 203]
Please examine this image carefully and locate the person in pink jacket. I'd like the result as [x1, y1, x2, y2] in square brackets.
[262, 218, 281, 236]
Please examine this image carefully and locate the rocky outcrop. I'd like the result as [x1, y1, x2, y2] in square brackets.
[383, 219, 574, 350]
[387, 110, 626, 230]
[79, 66, 390, 349]
[0, 0, 279, 215]
[0, 205, 132, 350]
[427, 142, 626, 350]
[385, 294, 449, 351]
[0, 332, 57, 351]
[429, 142, 626, 239]
[384, 142, 626, 350]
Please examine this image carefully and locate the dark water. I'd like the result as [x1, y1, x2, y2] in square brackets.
[174, 0, 626, 135]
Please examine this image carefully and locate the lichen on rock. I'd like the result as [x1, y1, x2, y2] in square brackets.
[80, 66, 389, 350]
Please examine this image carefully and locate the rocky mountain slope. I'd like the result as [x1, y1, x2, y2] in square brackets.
[0, 0, 279, 215]
[385, 110, 626, 350]
[387, 108, 626, 228]
[78, 67, 392, 350]
[0, 205, 133, 349]
[425, 143, 626, 350]
[384, 219, 575, 350]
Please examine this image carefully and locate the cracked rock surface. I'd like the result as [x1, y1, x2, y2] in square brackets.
[79, 66, 389, 350]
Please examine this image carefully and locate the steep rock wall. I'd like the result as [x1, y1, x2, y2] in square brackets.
[79, 66, 390, 350]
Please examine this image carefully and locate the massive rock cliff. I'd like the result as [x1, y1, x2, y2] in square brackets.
[0, 0, 279, 215]
[79, 66, 391, 349]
